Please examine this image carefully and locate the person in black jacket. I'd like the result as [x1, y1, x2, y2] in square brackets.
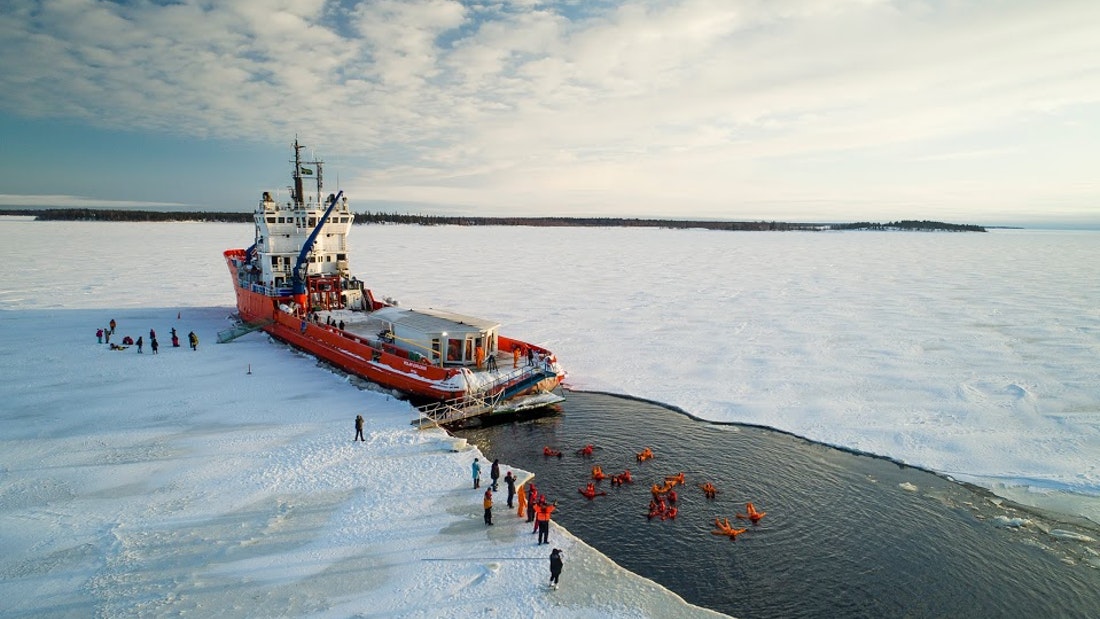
[490, 459, 501, 491]
[504, 471, 516, 508]
[549, 548, 563, 589]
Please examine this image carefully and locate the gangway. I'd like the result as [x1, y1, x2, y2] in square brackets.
[217, 319, 274, 343]
[415, 389, 506, 429]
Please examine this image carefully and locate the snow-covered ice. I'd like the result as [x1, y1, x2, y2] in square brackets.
[1, 218, 1098, 617]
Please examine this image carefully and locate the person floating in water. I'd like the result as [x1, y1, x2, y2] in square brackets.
[578, 482, 605, 500]
[699, 481, 718, 499]
[712, 517, 747, 539]
[737, 502, 766, 524]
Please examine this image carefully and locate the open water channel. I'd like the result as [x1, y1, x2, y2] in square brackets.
[453, 391, 1100, 619]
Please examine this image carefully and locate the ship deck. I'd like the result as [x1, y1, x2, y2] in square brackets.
[313, 308, 547, 390]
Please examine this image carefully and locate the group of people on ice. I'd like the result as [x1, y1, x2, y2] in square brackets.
[471, 457, 565, 590]
[98, 319, 196, 353]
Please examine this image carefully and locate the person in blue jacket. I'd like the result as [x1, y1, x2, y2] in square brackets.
[472, 458, 481, 489]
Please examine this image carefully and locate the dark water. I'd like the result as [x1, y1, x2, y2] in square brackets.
[454, 391, 1100, 619]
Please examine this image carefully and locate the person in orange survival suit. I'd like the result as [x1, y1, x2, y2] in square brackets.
[535, 498, 557, 545]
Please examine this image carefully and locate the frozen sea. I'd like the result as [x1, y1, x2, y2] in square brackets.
[1, 217, 1097, 617]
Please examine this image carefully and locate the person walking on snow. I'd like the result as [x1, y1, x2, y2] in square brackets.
[504, 471, 517, 508]
[354, 414, 365, 442]
[472, 458, 481, 489]
[136, 336, 143, 354]
[151, 337, 158, 354]
[483, 488, 494, 525]
[188, 331, 198, 350]
[490, 459, 501, 491]
[549, 548, 563, 589]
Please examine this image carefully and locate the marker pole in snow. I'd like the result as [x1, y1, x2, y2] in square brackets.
[247, 364, 252, 375]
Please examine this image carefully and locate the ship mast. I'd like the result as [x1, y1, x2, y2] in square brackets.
[292, 138, 324, 208]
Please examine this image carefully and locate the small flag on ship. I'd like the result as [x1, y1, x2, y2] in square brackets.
[300, 167, 313, 175]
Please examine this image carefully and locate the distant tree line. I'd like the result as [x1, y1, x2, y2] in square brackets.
[352, 211, 824, 231]
[21, 208, 251, 223]
[831, 220, 986, 232]
[5, 209, 984, 232]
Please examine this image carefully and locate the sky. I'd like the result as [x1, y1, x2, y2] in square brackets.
[1, 1, 1099, 227]
[2, 219, 1098, 616]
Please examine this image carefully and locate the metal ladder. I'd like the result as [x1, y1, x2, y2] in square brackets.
[415, 389, 507, 429]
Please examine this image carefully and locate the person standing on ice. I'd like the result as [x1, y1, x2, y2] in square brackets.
[354, 414, 365, 442]
[504, 470, 516, 508]
[136, 336, 143, 354]
[109, 319, 116, 334]
[549, 548, 563, 589]
[188, 331, 198, 351]
[483, 488, 494, 525]
[490, 459, 501, 491]
[526, 484, 538, 523]
[151, 337, 158, 355]
[96, 328, 103, 343]
[535, 498, 557, 544]
[171, 327, 179, 347]
[471, 458, 481, 489]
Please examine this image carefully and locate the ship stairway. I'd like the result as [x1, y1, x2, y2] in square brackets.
[415, 389, 506, 429]
[216, 319, 274, 344]
[496, 367, 558, 400]
[476, 365, 556, 399]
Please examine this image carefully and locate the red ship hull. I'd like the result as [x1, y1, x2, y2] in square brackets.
[224, 249, 562, 402]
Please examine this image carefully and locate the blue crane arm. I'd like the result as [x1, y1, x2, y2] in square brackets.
[292, 190, 344, 295]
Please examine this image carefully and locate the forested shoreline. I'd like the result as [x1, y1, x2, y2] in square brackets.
[3, 208, 986, 232]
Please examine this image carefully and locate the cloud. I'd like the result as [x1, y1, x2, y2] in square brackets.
[0, 0, 1098, 221]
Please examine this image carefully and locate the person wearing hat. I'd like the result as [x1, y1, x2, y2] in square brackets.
[549, 548, 563, 589]
[483, 488, 494, 525]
